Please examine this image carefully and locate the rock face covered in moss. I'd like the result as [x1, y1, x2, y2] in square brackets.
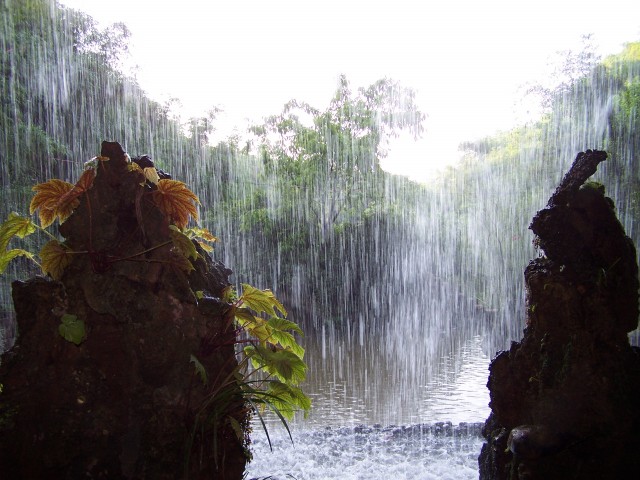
[0, 142, 248, 479]
[479, 150, 640, 479]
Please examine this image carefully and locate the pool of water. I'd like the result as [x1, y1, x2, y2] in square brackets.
[244, 335, 490, 479]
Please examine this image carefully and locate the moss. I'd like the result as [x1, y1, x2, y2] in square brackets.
[580, 181, 605, 195]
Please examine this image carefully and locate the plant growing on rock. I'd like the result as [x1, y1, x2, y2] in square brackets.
[186, 283, 310, 470]
[0, 142, 310, 475]
[0, 154, 216, 343]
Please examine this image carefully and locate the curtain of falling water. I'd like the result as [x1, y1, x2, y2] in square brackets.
[203, 48, 640, 425]
[1, 0, 639, 426]
[0, 0, 227, 344]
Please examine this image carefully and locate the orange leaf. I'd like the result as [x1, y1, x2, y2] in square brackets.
[57, 169, 96, 221]
[75, 168, 96, 192]
[55, 195, 81, 224]
[30, 179, 76, 227]
[152, 179, 200, 228]
[30, 172, 95, 227]
[40, 240, 72, 280]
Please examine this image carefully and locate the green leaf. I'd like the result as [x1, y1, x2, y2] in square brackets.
[227, 415, 244, 440]
[269, 331, 305, 359]
[235, 308, 272, 344]
[0, 212, 37, 252]
[192, 359, 209, 387]
[58, 314, 85, 345]
[240, 284, 287, 317]
[40, 240, 72, 280]
[266, 380, 312, 419]
[185, 226, 217, 252]
[168, 249, 195, 273]
[0, 248, 35, 274]
[265, 317, 305, 358]
[234, 307, 257, 324]
[169, 224, 197, 260]
[190, 354, 208, 385]
[267, 316, 304, 336]
[221, 285, 236, 303]
[245, 345, 307, 384]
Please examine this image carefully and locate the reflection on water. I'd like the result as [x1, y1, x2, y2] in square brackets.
[302, 334, 490, 427]
[245, 335, 490, 479]
[420, 336, 491, 424]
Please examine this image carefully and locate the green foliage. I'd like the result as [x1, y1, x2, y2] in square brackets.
[57, 313, 85, 345]
[0, 213, 45, 273]
[446, 39, 640, 320]
[190, 354, 208, 385]
[244, 345, 306, 385]
[1, 0, 431, 338]
[228, 283, 309, 418]
[239, 283, 287, 318]
[169, 225, 199, 260]
[0, 212, 37, 251]
[186, 284, 309, 472]
[247, 76, 424, 238]
[209, 76, 427, 326]
[0, 248, 35, 275]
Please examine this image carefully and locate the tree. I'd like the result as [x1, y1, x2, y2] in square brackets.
[249, 75, 425, 241]
[202, 76, 428, 331]
[523, 34, 601, 112]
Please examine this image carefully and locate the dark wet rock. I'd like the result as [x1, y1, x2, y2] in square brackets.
[506, 425, 568, 459]
[131, 154, 172, 180]
[374, 421, 484, 438]
[479, 150, 640, 479]
[0, 142, 247, 479]
[354, 424, 371, 434]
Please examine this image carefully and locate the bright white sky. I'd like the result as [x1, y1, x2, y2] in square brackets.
[60, 0, 640, 181]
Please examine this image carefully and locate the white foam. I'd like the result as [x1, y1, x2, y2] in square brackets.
[245, 423, 483, 480]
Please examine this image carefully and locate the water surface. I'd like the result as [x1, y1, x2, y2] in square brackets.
[245, 335, 490, 479]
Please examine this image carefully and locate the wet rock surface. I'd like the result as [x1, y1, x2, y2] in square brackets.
[479, 150, 640, 479]
[0, 142, 247, 479]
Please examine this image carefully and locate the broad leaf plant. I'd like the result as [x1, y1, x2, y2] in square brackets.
[0, 151, 311, 466]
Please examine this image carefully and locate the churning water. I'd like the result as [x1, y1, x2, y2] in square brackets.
[246, 423, 483, 480]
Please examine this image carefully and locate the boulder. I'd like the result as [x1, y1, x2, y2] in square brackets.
[479, 150, 640, 479]
[0, 142, 248, 479]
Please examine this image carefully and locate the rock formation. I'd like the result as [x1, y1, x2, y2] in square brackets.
[479, 150, 640, 479]
[0, 142, 248, 479]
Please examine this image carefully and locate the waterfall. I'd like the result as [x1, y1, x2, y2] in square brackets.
[1, 1, 639, 478]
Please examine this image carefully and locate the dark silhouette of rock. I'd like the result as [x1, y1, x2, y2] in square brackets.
[479, 150, 640, 479]
[0, 142, 248, 479]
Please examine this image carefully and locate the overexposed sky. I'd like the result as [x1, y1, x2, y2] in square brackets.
[60, 0, 640, 181]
